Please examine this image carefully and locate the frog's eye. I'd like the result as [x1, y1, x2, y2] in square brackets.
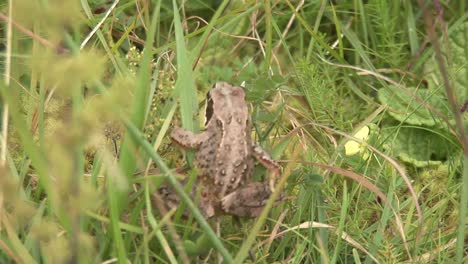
[231, 87, 245, 98]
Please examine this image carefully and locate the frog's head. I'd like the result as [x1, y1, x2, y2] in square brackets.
[205, 82, 248, 127]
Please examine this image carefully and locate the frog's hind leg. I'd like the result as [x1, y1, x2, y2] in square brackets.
[251, 142, 281, 190]
[221, 182, 273, 218]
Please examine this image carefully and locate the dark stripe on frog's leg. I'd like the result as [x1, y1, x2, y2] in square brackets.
[170, 127, 208, 149]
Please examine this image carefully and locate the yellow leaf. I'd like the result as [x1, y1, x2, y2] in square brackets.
[345, 126, 370, 157]
[345, 141, 361, 156]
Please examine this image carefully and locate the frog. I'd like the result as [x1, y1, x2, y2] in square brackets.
[170, 82, 281, 218]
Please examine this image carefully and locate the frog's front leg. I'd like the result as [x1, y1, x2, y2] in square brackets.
[251, 142, 281, 190]
[221, 182, 273, 217]
[171, 127, 208, 149]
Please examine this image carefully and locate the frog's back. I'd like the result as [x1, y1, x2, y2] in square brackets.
[196, 82, 255, 195]
[196, 128, 221, 181]
[215, 127, 254, 195]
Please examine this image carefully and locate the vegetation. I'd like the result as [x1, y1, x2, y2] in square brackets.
[0, 0, 466, 263]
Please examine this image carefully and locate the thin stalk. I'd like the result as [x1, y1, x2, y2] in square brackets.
[264, 0, 272, 73]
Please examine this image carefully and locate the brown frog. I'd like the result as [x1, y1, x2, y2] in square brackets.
[170, 82, 281, 218]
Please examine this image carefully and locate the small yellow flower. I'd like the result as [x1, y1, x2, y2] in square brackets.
[345, 125, 370, 160]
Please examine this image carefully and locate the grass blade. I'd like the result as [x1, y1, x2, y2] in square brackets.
[122, 118, 233, 262]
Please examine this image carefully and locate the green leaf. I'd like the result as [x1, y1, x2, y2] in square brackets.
[377, 86, 451, 127]
[184, 234, 213, 257]
[382, 126, 457, 167]
[425, 21, 468, 106]
[303, 173, 324, 186]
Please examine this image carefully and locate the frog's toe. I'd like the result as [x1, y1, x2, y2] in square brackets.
[221, 192, 237, 212]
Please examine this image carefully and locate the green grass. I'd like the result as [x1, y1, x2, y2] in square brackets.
[0, 0, 467, 263]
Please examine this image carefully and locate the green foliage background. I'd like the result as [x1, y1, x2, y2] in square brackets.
[0, 0, 466, 263]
